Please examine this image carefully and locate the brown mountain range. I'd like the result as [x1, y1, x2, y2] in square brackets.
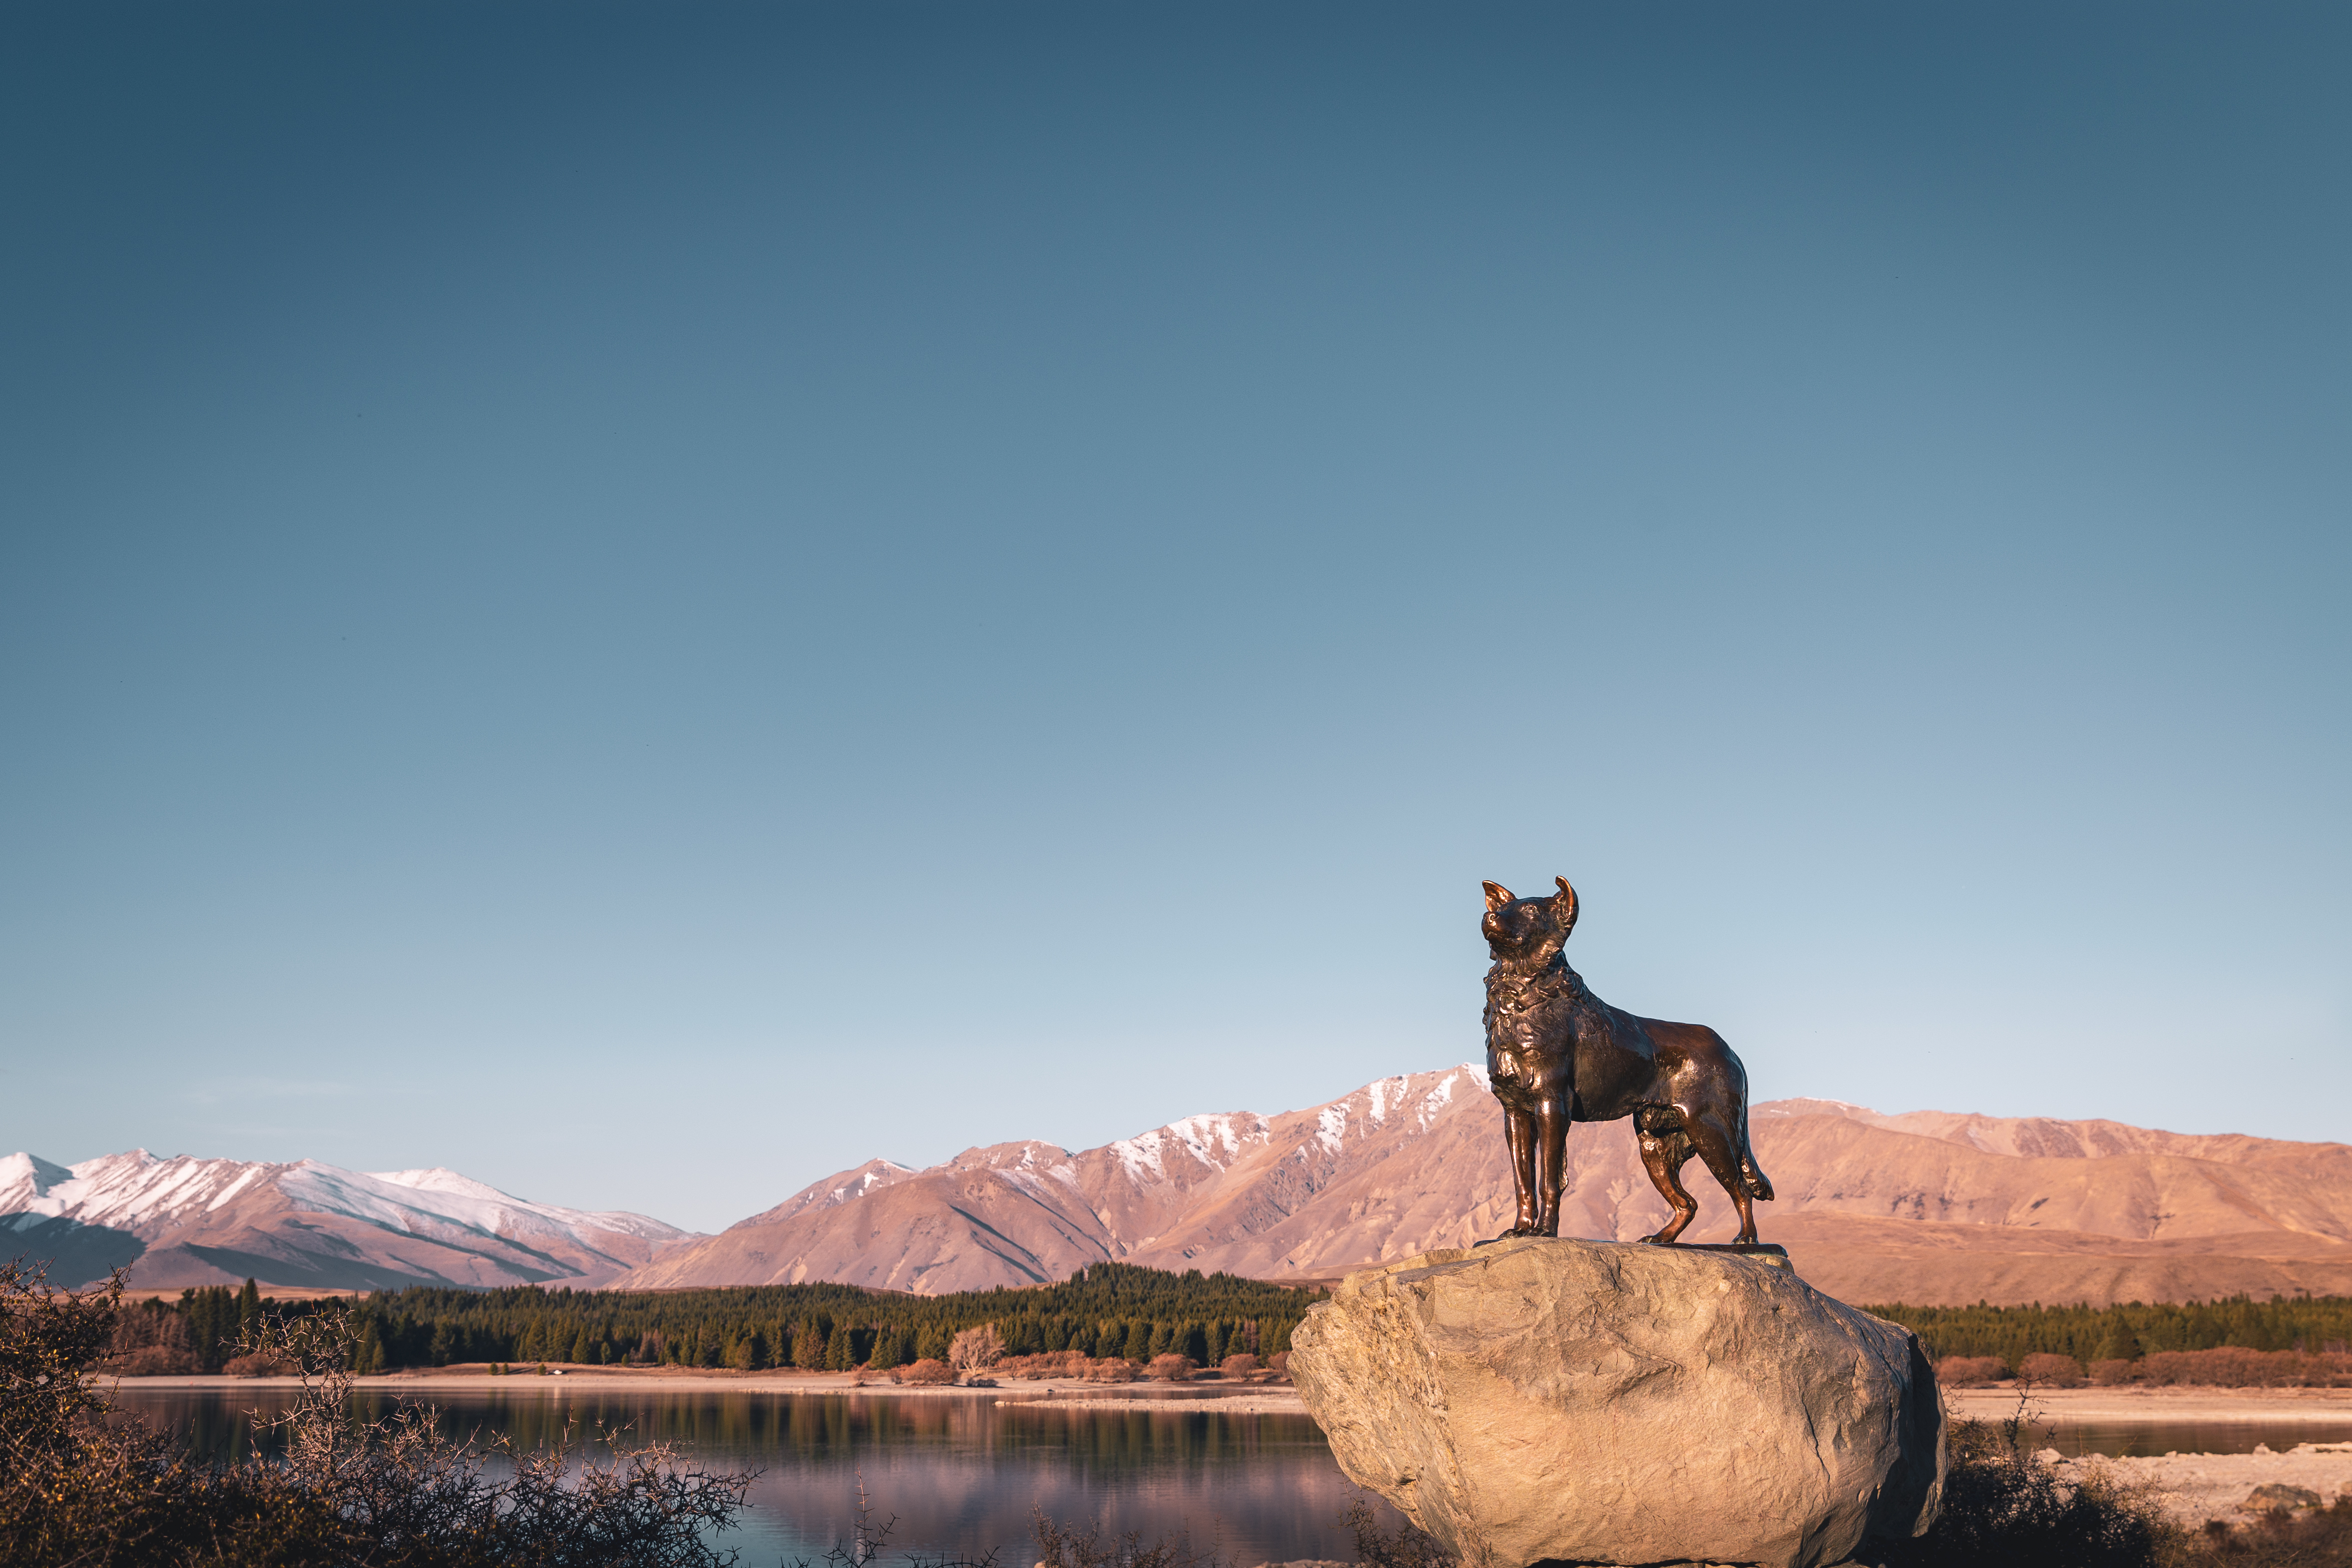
[615, 1066, 2352, 1307]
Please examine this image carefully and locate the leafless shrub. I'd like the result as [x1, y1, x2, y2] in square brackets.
[0, 1258, 757, 1567]
[1218, 1353, 1260, 1378]
[1877, 1407, 2185, 1568]
[1936, 1355, 2011, 1386]
[793, 1475, 1000, 1568]
[1145, 1354, 1196, 1382]
[948, 1323, 1005, 1373]
[1033, 1506, 1229, 1568]
[1083, 1358, 1138, 1384]
[899, 1358, 956, 1386]
[999, 1351, 1092, 1381]
[1340, 1493, 1453, 1568]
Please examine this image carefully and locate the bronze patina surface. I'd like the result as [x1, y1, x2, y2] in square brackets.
[1480, 877, 1775, 1244]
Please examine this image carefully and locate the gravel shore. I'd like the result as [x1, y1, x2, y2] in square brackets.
[2058, 1442, 2352, 1526]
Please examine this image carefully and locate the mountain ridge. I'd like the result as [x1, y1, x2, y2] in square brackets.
[13, 1070, 2352, 1306]
[613, 1066, 2352, 1306]
[1, 1149, 697, 1292]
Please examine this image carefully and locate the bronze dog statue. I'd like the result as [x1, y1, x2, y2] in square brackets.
[1481, 877, 1773, 1245]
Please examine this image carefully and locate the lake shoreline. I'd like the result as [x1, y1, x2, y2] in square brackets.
[1946, 1386, 2352, 1423]
[108, 1371, 2352, 1425]
[108, 1367, 1306, 1404]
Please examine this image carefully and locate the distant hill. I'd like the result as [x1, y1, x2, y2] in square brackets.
[0, 1151, 697, 1291]
[15, 1073, 2349, 1305]
[614, 1067, 2352, 1307]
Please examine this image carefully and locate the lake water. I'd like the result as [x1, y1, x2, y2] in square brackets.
[2032, 1416, 2352, 1460]
[114, 1388, 1391, 1568]
[112, 1387, 2352, 1568]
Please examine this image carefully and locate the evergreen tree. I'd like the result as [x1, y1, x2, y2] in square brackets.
[1122, 1320, 1151, 1362]
[1146, 1321, 1172, 1360]
[569, 1329, 593, 1365]
[2096, 1321, 2144, 1362]
[868, 1324, 905, 1371]
[182, 1286, 238, 1372]
[1180, 1322, 1207, 1364]
[916, 1322, 953, 1364]
[237, 1278, 262, 1338]
[824, 1324, 855, 1371]
[794, 1317, 826, 1370]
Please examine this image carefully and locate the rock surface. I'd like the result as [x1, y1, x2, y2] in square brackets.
[1290, 1237, 1944, 1568]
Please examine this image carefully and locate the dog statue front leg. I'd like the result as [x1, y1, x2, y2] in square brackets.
[1497, 1105, 1539, 1238]
[1534, 1095, 1570, 1237]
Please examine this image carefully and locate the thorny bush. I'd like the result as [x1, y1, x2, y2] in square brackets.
[1872, 1398, 2187, 1568]
[0, 1257, 755, 1567]
[1031, 1507, 1230, 1568]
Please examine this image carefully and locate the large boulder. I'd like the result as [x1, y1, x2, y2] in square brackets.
[1290, 1238, 1944, 1568]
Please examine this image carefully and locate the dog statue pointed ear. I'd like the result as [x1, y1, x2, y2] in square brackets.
[1482, 880, 1516, 912]
[1553, 877, 1579, 936]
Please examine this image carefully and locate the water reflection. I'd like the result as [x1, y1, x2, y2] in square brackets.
[114, 1386, 2352, 1567]
[2037, 1418, 2352, 1459]
[114, 1389, 1389, 1567]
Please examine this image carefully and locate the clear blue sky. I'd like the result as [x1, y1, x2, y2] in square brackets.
[3, 4, 2345, 1233]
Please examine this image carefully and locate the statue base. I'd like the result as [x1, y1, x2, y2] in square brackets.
[1684, 1241, 1793, 1271]
[1476, 1237, 1795, 1272]
[1292, 1237, 1944, 1568]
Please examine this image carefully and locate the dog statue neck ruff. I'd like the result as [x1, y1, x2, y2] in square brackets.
[1487, 957, 1585, 1015]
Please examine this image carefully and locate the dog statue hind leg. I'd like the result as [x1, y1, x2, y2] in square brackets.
[1634, 1111, 1700, 1244]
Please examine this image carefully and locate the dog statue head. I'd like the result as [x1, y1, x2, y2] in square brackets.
[1480, 877, 1580, 964]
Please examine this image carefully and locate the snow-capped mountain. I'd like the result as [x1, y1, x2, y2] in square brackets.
[19, 1072, 2352, 1306]
[1, 1149, 697, 1291]
[614, 1065, 2352, 1308]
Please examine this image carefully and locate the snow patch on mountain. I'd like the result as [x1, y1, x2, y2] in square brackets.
[1110, 1130, 1171, 1185]
[2, 1149, 692, 1248]
[1162, 1113, 1268, 1169]
[1414, 1070, 1471, 1127]
[4, 1151, 264, 1228]
[1314, 1103, 1350, 1155]
[0, 1152, 76, 1214]
[843, 1162, 913, 1193]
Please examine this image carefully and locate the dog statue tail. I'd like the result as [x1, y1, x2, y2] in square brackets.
[1737, 1106, 1775, 1202]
